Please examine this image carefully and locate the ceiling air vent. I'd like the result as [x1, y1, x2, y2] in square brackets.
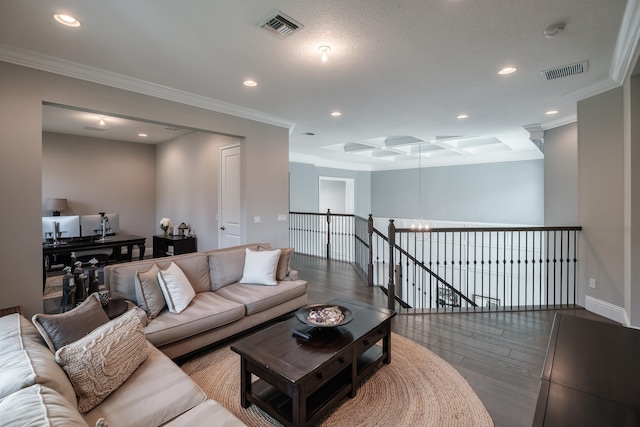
[83, 126, 106, 132]
[541, 61, 589, 80]
[259, 11, 304, 37]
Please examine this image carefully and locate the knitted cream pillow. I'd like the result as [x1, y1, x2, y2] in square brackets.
[55, 309, 149, 413]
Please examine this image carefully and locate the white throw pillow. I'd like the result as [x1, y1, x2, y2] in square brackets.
[240, 248, 281, 286]
[157, 262, 196, 313]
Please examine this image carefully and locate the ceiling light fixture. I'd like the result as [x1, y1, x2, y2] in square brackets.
[544, 23, 565, 38]
[498, 67, 517, 75]
[457, 114, 468, 119]
[545, 110, 559, 115]
[53, 14, 81, 27]
[331, 111, 342, 117]
[98, 118, 105, 126]
[243, 80, 257, 87]
[138, 133, 148, 137]
[318, 45, 331, 62]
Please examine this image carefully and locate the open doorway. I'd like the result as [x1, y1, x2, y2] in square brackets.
[318, 177, 354, 214]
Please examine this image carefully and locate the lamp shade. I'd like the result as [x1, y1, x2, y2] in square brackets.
[45, 198, 68, 215]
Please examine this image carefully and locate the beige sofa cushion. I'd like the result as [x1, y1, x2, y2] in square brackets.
[56, 309, 149, 413]
[83, 343, 207, 427]
[144, 292, 245, 347]
[215, 280, 308, 315]
[0, 313, 44, 355]
[106, 253, 211, 302]
[0, 314, 77, 406]
[162, 399, 247, 426]
[32, 295, 110, 352]
[276, 247, 295, 280]
[0, 384, 89, 427]
[158, 262, 197, 314]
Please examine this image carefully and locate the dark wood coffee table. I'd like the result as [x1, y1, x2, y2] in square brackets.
[230, 298, 396, 427]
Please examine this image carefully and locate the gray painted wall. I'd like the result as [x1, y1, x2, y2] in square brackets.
[0, 61, 289, 317]
[156, 132, 238, 252]
[578, 87, 625, 309]
[42, 132, 156, 255]
[544, 123, 579, 226]
[371, 160, 544, 224]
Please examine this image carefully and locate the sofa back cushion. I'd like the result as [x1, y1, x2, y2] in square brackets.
[105, 253, 211, 303]
[0, 314, 78, 407]
[207, 243, 271, 291]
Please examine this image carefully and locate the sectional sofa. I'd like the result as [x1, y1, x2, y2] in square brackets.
[0, 243, 308, 426]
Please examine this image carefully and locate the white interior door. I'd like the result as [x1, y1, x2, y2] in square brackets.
[219, 144, 241, 248]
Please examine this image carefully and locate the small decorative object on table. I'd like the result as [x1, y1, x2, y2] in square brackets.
[98, 290, 110, 306]
[295, 304, 354, 328]
[159, 217, 171, 238]
[178, 222, 188, 237]
[292, 304, 354, 340]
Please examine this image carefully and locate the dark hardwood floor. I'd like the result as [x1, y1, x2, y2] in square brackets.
[293, 254, 616, 427]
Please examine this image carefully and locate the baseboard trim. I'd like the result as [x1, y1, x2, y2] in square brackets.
[585, 295, 630, 326]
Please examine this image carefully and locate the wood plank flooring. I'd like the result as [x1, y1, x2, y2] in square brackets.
[293, 254, 616, 427]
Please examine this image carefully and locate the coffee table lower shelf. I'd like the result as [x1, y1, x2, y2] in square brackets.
[245, 345, 385, 427]
[249, 368, 352, 426]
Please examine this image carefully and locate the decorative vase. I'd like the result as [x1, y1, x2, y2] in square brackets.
[163, 230, 168, 238]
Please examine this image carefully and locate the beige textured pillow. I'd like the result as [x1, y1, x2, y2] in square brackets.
[276, 247, 294, 280]
[32, 294, 110, 352]
[157, 262, 196, 313]
[134, 264, 165, 319]
[55, 309, 149, 414]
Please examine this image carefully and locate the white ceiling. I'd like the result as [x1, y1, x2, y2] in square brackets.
[1, 0, 636, 171]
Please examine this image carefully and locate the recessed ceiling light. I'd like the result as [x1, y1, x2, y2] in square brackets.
[98, 118, 106, 126]
[243, 80, 257, 87]
[331, 111, 342, 117]
[498, 67, 517, 75]
[53, 14, 81, 27]
[545, 110, 559, 115]
[138, 133, 148, 137]
[457, 114, 468, 119]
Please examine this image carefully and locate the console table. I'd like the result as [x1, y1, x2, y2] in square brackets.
[153, 235, 197, 258]
[533, 314, 640, 426]
[43, 234, 146, 287]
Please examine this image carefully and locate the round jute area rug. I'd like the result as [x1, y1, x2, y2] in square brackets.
[181, 333, 493, 426]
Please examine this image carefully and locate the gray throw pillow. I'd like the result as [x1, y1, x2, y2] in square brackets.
[32, 294, 110, 352]
[134, 264, 165, 319]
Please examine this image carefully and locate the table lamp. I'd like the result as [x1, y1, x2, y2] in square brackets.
[45, 198, 68, 216]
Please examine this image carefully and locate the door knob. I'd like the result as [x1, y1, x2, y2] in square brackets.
[220, 226, 225, 230]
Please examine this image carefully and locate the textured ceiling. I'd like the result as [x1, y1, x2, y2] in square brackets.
[0, 0, 635, 170]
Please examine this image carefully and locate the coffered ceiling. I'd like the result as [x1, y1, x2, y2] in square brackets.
[1, 1, 637, 170]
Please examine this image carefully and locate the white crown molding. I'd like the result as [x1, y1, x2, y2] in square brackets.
[611, 0, 640, 83]
[0, 43, 295, 130]
[564, 0, 640, 102]
[541, 113, 577, 130]
[563, 77, 619, 102]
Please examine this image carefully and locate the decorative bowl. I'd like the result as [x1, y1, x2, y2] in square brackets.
[295, 304, 354, 328]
